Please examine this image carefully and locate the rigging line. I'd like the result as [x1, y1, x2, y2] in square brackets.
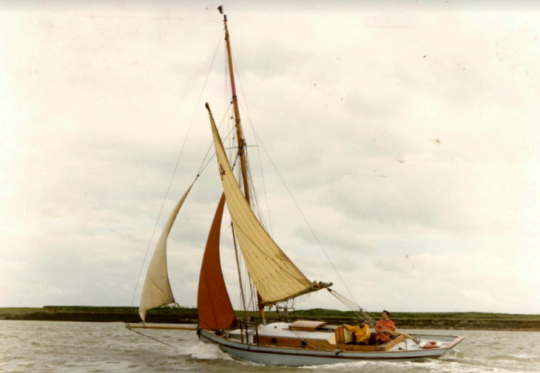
[222, 181, 302, 279]
[229, 57, 355, 304]
[243, 262, 253, 311]
[233, 55, 274, 236]
[198, 154, 216, 177]
[220, 178, 288, 271]
[243, 149, 269, 229]
[329, 290, 384, 331]
[224, 43, 233, 164]
[330, 292, 365, 319]
[329, 290, 365, 316]
[249, 129, 359, 306]
[231, 222, 249, 324]
[250, 123, 273, 235]
[130, 29, 224, 307]
[127, 327, 177, 349]
[223, 176, 314, 289]
[226, 215, 312, 298]
[224, 40, 228, 126]
[237, 249, 256, 314]
[332, 293, 407, 339]
[330, 290, 375, 324]
[221, 63, 264, 222]
[246, 264, 257, 313]
[198, 127, 235, 177]
[246, 152, 271, 230]
[211, 135, 296, 281]
[197, 105, 234, 176]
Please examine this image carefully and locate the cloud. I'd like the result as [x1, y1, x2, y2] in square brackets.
[1, 2, 540, 314]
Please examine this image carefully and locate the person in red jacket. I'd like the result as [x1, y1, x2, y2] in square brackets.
[375, 310, 395, 344]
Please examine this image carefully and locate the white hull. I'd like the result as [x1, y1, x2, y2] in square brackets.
[199, 327, 464, 366]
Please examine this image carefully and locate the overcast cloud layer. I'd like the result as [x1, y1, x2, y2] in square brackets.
[1, 0, 539, 314]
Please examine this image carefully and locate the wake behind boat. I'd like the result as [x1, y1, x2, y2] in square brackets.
[127, 7, 464, 366]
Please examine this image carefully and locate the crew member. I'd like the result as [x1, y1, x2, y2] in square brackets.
[375, 310, 395, 344]
[343, 319, 371, 345]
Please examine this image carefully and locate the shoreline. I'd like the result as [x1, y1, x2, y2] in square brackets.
[1, 307, 539, 332]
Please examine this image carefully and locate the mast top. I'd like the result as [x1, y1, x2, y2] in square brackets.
[217, 5, 227, 22]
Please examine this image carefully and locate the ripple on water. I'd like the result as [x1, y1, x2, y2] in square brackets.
[1, 323, 539, 373]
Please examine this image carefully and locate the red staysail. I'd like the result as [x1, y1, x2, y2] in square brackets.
[197, 194, 237, 330]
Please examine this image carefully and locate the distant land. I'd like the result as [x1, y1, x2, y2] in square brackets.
[1, 306, 539, 331]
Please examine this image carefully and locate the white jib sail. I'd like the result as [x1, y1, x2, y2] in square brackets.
[139, 184, 193, 322]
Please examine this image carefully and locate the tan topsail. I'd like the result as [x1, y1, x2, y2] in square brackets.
[206, 104, 326, 304]
[139, 184, 193, 322]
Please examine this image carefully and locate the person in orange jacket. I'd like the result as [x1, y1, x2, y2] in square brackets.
[375, 310, 395, 344]
[343, 319, 371, 345]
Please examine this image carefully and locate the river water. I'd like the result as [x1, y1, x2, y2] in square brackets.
[1, 321, 539, 373]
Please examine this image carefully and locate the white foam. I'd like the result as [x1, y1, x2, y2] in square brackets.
[508, 353, 539, 361]
[300, 360, 412, 371]
[302, 357, 539, 373]
[412, 359, 537, 373]
[183, 341, 233, 361]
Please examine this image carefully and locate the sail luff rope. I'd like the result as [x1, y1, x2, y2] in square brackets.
[130, 30, 224, 307]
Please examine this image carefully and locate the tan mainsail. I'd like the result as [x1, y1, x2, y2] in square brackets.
[139, 184, 194, 322]
[207, 104, 327, 304]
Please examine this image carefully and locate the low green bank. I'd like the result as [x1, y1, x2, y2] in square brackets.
[1, 307, 539, 331]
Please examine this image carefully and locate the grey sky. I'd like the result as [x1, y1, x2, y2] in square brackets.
[1, 1, 539, 313]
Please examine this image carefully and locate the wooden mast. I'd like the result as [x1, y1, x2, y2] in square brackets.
[220, 8, 266, 324]
[223, 14, 250, 204]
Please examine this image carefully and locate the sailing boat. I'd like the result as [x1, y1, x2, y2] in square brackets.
[127, 9, 464, 366]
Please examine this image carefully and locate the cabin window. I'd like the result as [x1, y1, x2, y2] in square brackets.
[271, 338, 277, 344]
[301, 341, 307, 347]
